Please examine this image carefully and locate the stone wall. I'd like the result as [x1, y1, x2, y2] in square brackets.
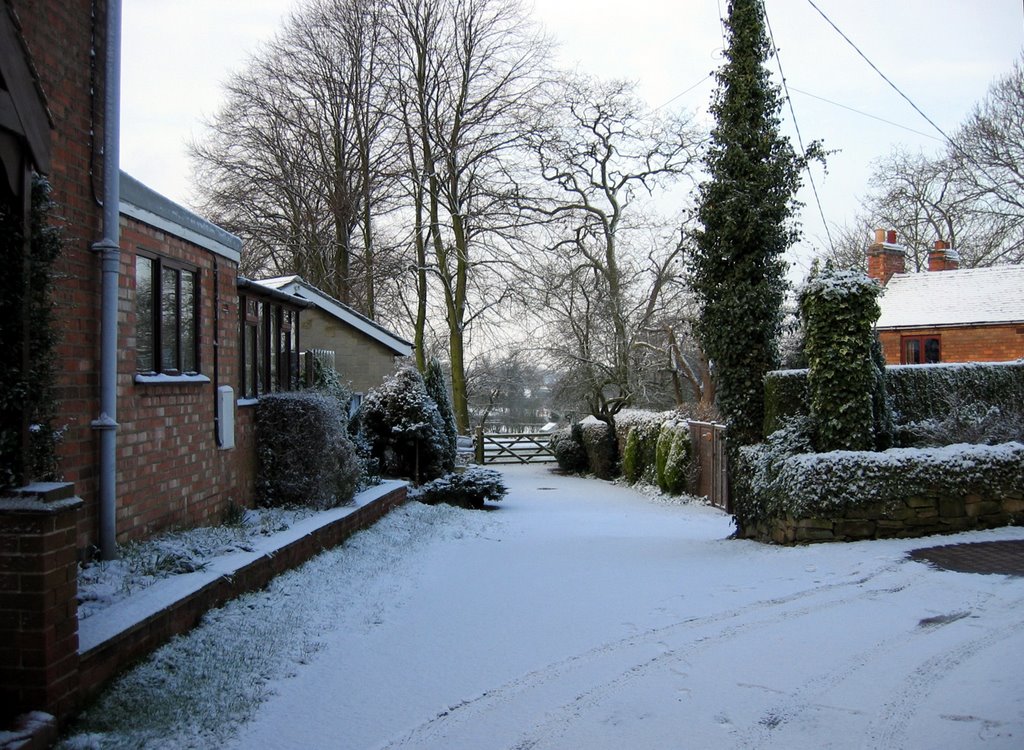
[740, 489, 1024, 545]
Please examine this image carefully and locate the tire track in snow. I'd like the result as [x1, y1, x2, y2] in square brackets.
[860, 602, 1024, 749]
[377, 558, 915, 749]
[731, 588, 1020, 749]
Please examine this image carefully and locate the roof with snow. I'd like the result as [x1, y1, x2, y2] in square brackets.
[255, 276, 414, 356]
[876, 265, 1024, 330]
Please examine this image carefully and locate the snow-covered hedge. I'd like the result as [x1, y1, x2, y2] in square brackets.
[413, 466, 507, 509]
[764, 360, 1024, 441]
[550, 420, 619, 479]
[734, 430, 1024, 535]
[255, 391, 364, 508]
[550, 424, 588, 473]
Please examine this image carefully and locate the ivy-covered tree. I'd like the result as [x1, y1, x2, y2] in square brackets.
[690, 0, 823, 445]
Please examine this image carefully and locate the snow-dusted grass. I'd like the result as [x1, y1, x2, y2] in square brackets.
[61, 466, 1024, 749]
[76, 506, 317, 620]
[62, 502, 486, 749]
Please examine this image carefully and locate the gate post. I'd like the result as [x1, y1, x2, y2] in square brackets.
[474, 427, 484, 465]
[0, 482, 82, 724]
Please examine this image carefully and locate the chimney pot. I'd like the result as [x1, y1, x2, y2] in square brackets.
[867, 229, 905, 284]
[934, 239, 948, 250]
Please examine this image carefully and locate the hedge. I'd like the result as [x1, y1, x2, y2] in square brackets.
[764, 360, 1024, 438]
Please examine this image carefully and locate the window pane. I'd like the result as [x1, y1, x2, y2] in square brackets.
[161, 267, 179, 372]
[904, 339, 921, 365]
[136, 256, 154, 371]
[256, 303, 267, 394]
[180, 271, 196, 373]
[244, 323, 257, 398]
[925, 338, 940, 364]
[270, 306, 279, 391]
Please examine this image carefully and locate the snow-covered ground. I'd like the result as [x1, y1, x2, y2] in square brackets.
[61, 465, 1024, 749]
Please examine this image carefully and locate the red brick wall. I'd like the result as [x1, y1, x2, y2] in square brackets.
[16, 0, 258, 550]
[15, 0, 105, 548]
[114, 218, 251, 543]
[879, 325, 1024, 365]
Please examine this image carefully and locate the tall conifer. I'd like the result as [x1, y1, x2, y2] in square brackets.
[690, 0, 821, 445]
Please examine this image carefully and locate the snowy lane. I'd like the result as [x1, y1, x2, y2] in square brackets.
[222, 466, 1024, 750]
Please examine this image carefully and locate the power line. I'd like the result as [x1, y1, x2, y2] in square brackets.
[764, 4, 835, 253]
[654, 73, 714, 111]
[786, 86, 944, 142]
[804, 0, 955, 145]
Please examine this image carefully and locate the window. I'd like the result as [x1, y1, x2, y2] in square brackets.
[902, 335, 940, 365]
[240, 295, 299, 398]
[136, 253, 199, 374]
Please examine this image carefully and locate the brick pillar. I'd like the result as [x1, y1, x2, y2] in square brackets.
[0, 482, 82, 725]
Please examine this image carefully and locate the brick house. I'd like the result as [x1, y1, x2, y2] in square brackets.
[256, 276, 414, 396]
[868, 230, 1024, 364]
[1, 0, 310, 724]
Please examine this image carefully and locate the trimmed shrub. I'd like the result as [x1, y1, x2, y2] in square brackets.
[360, 365, 453, 483]
[414, 466, 507, 509]
[581, 421, 618, 479]
[799, 266, 882, 452]
[765, 361, 1024, 446]
[655, 421, 693, 494]
[424, 357, 458, 468]
[551, 424, 588, 474]
[622, 428, 642, 483]
[663, 426, 694, 495]
[887, 361, 1024, 425]
[618, 410, 672, 484]
[735, 437, 1024, 533]
[256, 391, 364, 508]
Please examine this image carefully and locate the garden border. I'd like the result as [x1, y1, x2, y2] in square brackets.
[76, 481, 407, 714]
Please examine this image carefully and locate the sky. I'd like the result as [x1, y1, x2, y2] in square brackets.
[62, 464, 1024, 748]
[121, 0, 1023, 277]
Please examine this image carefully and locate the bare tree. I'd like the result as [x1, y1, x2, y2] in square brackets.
[385, 0, 550, 432]
[191, 0, 397, 313]
[525, 75, 703, 425]
[829, 56, 1024, 272]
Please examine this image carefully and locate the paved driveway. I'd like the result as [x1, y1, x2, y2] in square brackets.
[221, 465, 1024, 749]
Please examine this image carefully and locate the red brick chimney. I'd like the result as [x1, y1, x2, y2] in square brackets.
[866, 228, 906, 285]
[928, 239, 960, 272]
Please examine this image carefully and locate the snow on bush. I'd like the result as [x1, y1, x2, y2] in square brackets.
[256, 391, 364, 508]
[735, 423, 1024, 528]
[360, 365, 454, 483]
[550, 424, 588, 474]
[411, 466, 507, 509]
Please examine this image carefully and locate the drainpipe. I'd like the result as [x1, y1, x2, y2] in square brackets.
[90, 0, 122, 559]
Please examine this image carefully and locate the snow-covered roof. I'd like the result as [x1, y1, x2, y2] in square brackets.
[255, 276, 414, 356]
[876, 265, 1024, 330]
[119, 172, 242, 263]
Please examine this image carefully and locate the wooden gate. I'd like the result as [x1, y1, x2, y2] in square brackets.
[474, 428, 556, 465]
[689, 421, 730, 512]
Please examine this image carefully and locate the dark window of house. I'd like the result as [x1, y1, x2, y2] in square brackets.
[902, 335, 941, 365]
[136, 253, 199, 374]
[240, 295, 299, 398]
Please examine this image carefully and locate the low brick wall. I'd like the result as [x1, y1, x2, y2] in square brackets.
[741, 490, 1024, 545]
[77, 482, 407, 706]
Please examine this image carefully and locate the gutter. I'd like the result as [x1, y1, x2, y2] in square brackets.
[90, 0, 122, 559]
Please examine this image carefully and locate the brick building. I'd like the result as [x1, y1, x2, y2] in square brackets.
[1, 0, 308, 724]
[868, 230, 1024, 365]
[256, 276, 414, 396]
